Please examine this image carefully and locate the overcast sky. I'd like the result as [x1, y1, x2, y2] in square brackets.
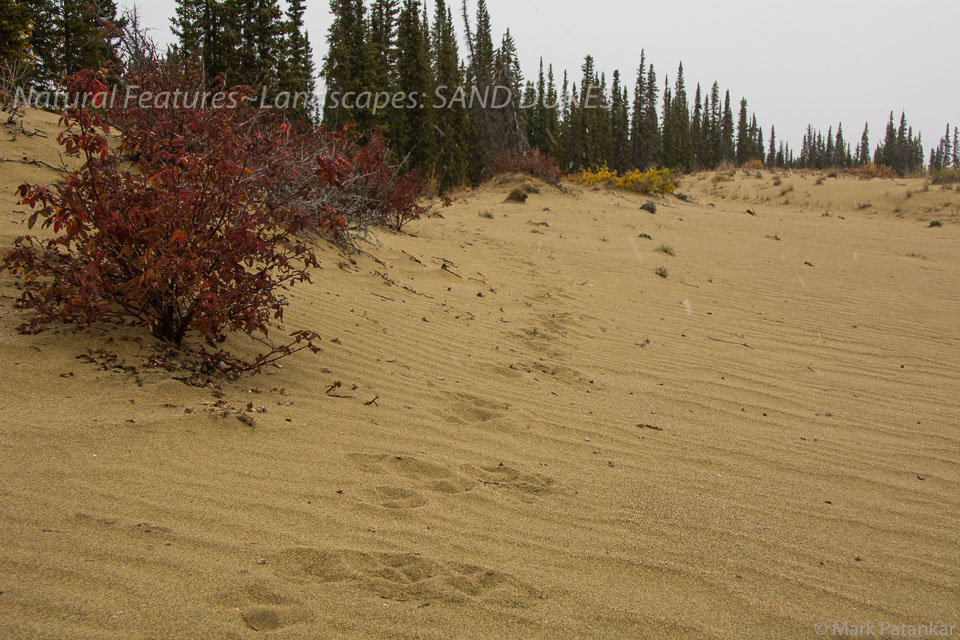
[126, 0, 960, 153]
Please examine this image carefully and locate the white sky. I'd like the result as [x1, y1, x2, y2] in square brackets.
[126, 0, 960, 153]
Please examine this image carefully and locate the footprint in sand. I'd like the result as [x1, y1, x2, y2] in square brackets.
[367, 485, 428, 509]
[531, 361, 589, 384]
[270, 548, 541, 605]
[349, 452, 472, 487]
[488, 359, 588, 386]
[348, 453, 476, 509]
[462, 463, 558, 497]
[348, 452, 559, 506]
[212, 580, 314, 632]
[441, 391, 511, 424]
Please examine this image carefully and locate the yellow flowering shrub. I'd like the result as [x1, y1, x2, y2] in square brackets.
[617, 167, 675, 194]
[574, 165, 675, 195]
[575, 164, 619, 187]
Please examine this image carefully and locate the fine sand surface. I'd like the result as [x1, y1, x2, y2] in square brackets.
[1, 110, 959, 638]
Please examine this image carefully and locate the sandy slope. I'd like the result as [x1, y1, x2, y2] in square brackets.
[1, 110, 959, 638]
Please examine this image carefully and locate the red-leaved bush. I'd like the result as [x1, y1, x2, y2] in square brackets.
[2, 67, 341, 374]
[313, 126, 426, 237]
[299, 126, 442, 237]
[487, 148, 561, 185]
[2, 47, 439, 374]
[100, 55, 428, 239]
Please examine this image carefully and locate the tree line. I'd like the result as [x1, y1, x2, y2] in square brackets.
[2, 0, 955, 183]
[790, 113, 928, 176]
[301, 0, 779, 186]
[171, 0, 949, 181]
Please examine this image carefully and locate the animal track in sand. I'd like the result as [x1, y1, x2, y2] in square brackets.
[506, 360, 589, 384]
[441, 391, 511, 424]
[367, 485, 428, 509]
[482, 361, 526, 379]
[213, 581, 315, 632]
[348, 453, 476, 509]
[348, 452, 471, 485]
[73, 512, 175, 537]
[270, 548, 541, 604]
[462, 463, 558, 496]
[347, 452, 560, 504]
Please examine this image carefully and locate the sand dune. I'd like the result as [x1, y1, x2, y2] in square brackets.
[1, 110, 959, 638]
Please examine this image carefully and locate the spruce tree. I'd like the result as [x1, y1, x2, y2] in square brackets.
[233, 0, 284, 93]
[834, 123, 846, 167]
[370, 0, 399, 67]
[609, 70, 629, 171]
[930, 124, 956, 172]
[857, 123, 870, 166]
[492, 28, 526, 153]
[235, 0, 257, 64]
[663, 63, 692, 171]
[825, 125, 834, 166]
[881, 111, 897, 167]
[593, 71, 613, 165]
[659, 76, 672, 167]
[462, 0, 496, 180]
[496, 28, 522, 92]
[755, 119, 763, 164]
[431, 0, 467, 188]
[702, 94, 712, 166]
[629, 52, 646, 169]
[620, 86, 629, 167]
[708, 82, 722, 167]
[257, 0, 285, 86]
[575, 55, 597, 168]
[721, 90, 735, 164]
[368, 0, 399, 131]
[170, 0, 240, 83]
[524, 59, 543, 149]
[522, 79, 537, 141]
[767, 126, 776, 166]
[641, 63, 660, 168]
[557, 70, 571, 167]
[565, 82, 582, 169]
[18, 0, 57, 85]
[276, 0, 315, 119]
[170, 0, 208, 69]
[543, 64, 559, 155]
[735, 97, 749, 165]
[895, 112, 908, 172]
[470, 0, 494, 83]
[322, 0, 369, 128]
[942, 123, 952, 169]
[953, 127, 959, 169]
[60, 0, 124, 77]
[690, 83, 702, 169]
[212, 0, 246, 81]
[394, 0, 434, 172]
